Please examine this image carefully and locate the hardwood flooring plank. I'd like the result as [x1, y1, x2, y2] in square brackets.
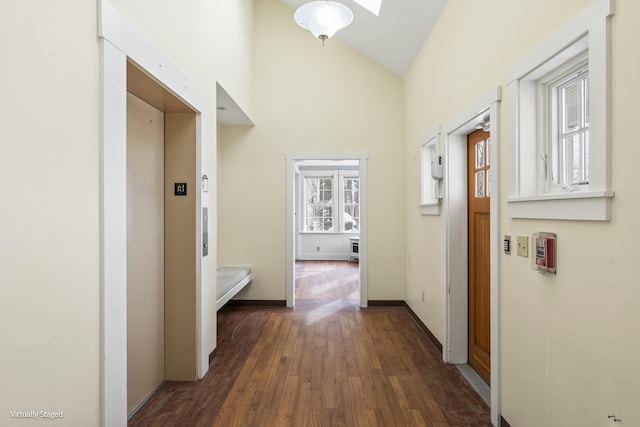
[129, 262, 491, 427]
[272, 375, 299, 425]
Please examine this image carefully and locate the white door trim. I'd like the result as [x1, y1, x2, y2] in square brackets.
[99, 1, 211, 425]
[442, 86, 501, 426]
[285, 153, 368, 308]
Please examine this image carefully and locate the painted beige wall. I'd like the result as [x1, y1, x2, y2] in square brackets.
[404, 0, 640, 425]
[164, 113, 198, 380]
[108, 0, 254, 120]
[211, 0, 254, 119]
[217, 0, 405, 301]
[2, 0, 253, 424]
[0, 1, 101, 425]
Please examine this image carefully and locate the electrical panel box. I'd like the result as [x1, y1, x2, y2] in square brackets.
[532, 232, 556, 274]
[431, 154, 444, 180]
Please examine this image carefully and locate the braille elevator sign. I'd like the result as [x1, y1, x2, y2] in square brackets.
[174, 183, 187, 196]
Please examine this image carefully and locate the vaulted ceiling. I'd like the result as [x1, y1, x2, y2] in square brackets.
[218, 0, 448, 124]
[280, 0, 448, 76]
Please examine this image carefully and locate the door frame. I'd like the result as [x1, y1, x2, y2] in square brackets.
[442, 87, 501, 425]
[285, 153, 368, 308]
[99, 2, 211, 425]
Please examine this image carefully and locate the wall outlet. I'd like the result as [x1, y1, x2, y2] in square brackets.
[517, 235, 528, 257]
[422, 291, 425, 302]
[316, 246, 320, 252]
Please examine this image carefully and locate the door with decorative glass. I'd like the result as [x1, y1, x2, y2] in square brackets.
[467, 128, 491, 384]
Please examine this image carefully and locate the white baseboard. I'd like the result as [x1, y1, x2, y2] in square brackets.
[297, 253, 351, 261]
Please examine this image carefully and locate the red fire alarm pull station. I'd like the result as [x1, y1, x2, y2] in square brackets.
[532, 232, 557, 274]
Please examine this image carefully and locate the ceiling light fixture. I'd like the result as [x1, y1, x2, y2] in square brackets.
[294, 1, 354, 46]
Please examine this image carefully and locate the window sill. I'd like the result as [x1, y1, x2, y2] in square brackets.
[420, 202, 440, 216]
[507, 191, 614, 221]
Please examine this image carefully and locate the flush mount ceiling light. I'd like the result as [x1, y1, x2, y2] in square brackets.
[294, 1, 354, 46]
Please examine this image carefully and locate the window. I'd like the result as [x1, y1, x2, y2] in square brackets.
[550, 66, 589, 188]
[538, 51, 590, 192]
[473, 135, 491, 198]
[301, 171, 359, 233]
[420, 125, 441, 215]
[303, 177, 333, 232]
[343, 177, 360, 231]
[507, 0, 614, 221]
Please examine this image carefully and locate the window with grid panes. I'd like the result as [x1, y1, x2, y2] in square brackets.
[550, 67, 589, 188]
[506, 0, 614, 221]
[304, 177, 333, 232]
[343, 177, 359, 231]
[473, 136, 491, 198]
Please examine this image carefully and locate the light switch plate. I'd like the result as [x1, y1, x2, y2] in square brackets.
[517, 235, 528, 257]
[504, 235, 511, 255]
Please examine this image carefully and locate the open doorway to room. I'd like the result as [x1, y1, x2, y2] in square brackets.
[286, 154, 368, 308]
[294, 160, 360, 306]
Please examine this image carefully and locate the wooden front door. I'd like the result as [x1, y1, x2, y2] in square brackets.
[467, 128, 491, 384]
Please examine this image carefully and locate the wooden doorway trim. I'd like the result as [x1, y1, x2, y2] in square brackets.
[441, 87, 501, 426]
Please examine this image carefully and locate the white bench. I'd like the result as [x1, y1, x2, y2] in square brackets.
[216, 265, 253, 311]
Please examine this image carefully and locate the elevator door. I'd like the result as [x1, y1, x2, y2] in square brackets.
[126, 92, 165, 414]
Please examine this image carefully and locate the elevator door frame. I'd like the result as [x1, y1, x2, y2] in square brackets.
[99, 2, 211, 426]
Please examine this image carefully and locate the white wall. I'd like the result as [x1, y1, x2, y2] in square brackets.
[211, 0, 254, 119]
[218, 0, 405, 302]
[404, 0, 640, 425]
[0, 1, 101, 425]
[297, 233, 357, 260]
[107, 0, 254, 119]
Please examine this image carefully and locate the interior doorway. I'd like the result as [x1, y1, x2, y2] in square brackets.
[285, 154, 368, 308]
[292, 159, 362, 306]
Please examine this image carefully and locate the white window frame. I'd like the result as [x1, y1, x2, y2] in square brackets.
[299, 170, 360, 234]
[341, 173, 361, 232]
[507, 0, 614, 221]
[420, 125, 442, 215]
[546, 61, 590, 190]
[301, 173, 335, 232]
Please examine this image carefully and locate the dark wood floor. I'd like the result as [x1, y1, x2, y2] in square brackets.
[129, 261, 491, 426]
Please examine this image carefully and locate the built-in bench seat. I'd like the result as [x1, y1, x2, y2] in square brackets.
[216, 265, 253, 310]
